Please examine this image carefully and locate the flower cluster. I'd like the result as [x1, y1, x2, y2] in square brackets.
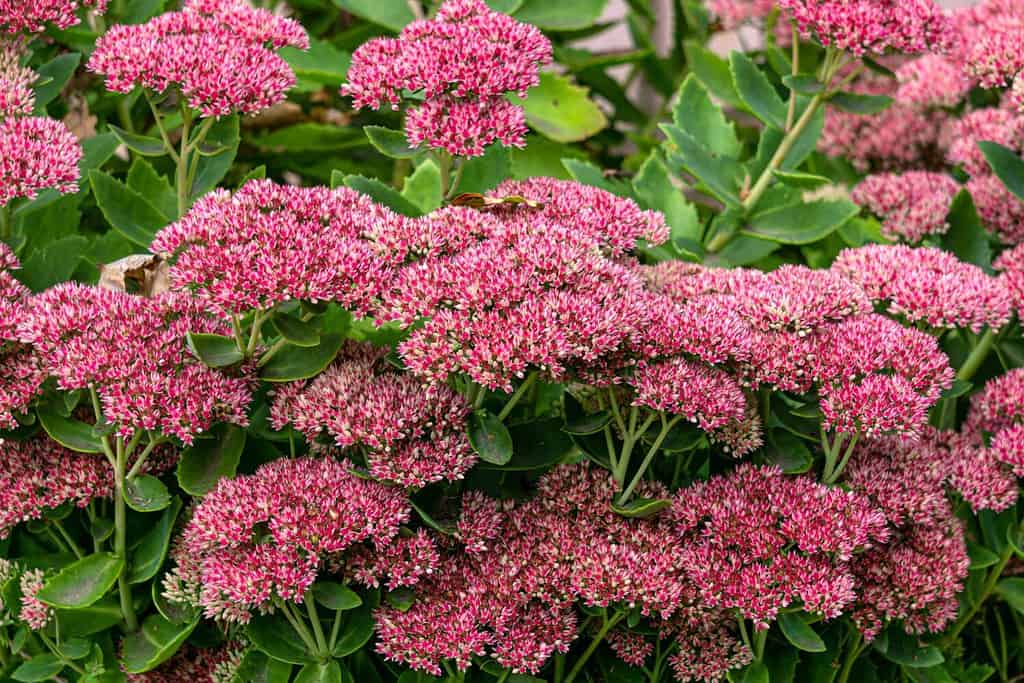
[88, 0, 308, 117]
[151, 180, 392, 316]
[18, 284, 252, 444]
[0, 37, 34, 116]
[895, 55, 971, 108]
[270, 342, 476, 487]
[964, 369, 1024, 481]
[0, 115, 82, 206]
[945, 107, 1024, 177]
[777, 0, 950, 56]
[0, 244, 42, 428]
[0, 559, 50, 631]
[705, 0, 774, 29]
[968, 172, 1024, 245]
[126, 643, 245, 683]
[997, 243, 1024, 315]
[832, 244, 1012, 333]
[851, 171, 959, 242]
[164, 456, 431, 623]
[0, 0, 105, 33]
[342, 0, 552, 156]
[953, 0, 1024, 90]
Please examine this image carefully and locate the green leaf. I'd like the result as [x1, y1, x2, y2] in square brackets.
[121, 613, 199, 673]
[778, 612, 827, 652]
[513, 0, 607, 30]
[468, 409, 514, 465]
[191, 116, 240, 199]
[127, 158, 177, 220]
[480, 418, 575, 471]
[177, 424, 247, 496]
[235, 651, 294, 683]
[129, 498, 182, 584]
[124, 475, 171, 512]
[765, 429, 814, 473]
[332, 0, 414, 30]
[295, 661, 343, 683]
[12, 654, 65, 682]
[772, 170, 831, 189]
[453, 145, 511, 194]
[313, 582, 363, 610]
[33, 53, 81, 113]
[783, 74, 824, 94]
[730, 52, 787, 129]
[89, 170, 169, 247]
[386, 587, 416, 611]
[634, 153, 702, 245]
[260, 332, 345, 382]
[610, 497, 671, 518]
[562, 411, 612, 435]
[331, 601, 375, 657]
[18, 235, 88, 292]
[254, 123, 366, 153]
[672, 74, 740, 158]
[875, 630, 944, 669]
[746, 199, 859, 244]
[340, 174, 424, 217]
[512, 72, 607, 143]
[35, 553, 123, 609]
[662, 125, 742, 205]
[487, 0, 524, 10]
[741, 660, 770, 683]
[282, 37, 351, 87]
[402, 159, 443, 213]
[968, 542, 1001, 570]
[36, 408, 104, 453]
[186, 332, 244, 368]
[979, 140, 1024, 202]
[110, 125, 167, 157]
[365, 126, 419, 159]
[562, 158, 628, 195]
[943, 189, 992, 271]
[55, 596, 123, 636]
[683, 40, 743, 109]
[829, 92, 893, 115]
[997, 578, 1024, 614]
[270, 314, 321, 348]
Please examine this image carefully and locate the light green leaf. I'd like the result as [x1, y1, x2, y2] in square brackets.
[610, 497, 671, 518]
[127, 158, 177, 220]
[683, 40, 743, 109]
[672, 74, 741, 158]
[295, 661, 343, 683]
[332, 0, 414, 30]
[829, 92, 893, 115]
[340, 174, 424, 217]
[662, 125, 742, 205]
[35, 553, 123, 609]
[730, 52, 787, 129]
[402, 159, 443, 213]
[513, 0, 608, 30]
[453, 144, 511, 194]
[281, 38, 351, 86]
[512, 72, 607, 143]
[33, 53, 81, 113]
[634, 152, 702, 244]
[89, 170, 169, 247]
[186, 332, 244, 368]
[772, 170, 831, 189]
[260, 332, 346, 382]
[745, 199, 859, 244]
[36, 408, 104, 453]
[365, 126, 419, 159]
[121, 613, 199, 673]
[124, 475, 171, 512]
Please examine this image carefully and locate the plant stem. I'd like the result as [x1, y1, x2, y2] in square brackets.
[177, 107, 193, 217]
[785, 21, 799, 131]
[126, 435, 165, 481]
[613, 412, 656, 486]
[564, 611, 625, 683]
[823, 432, 859, 484]
[959, 328, 998, 383]
[835, 630, 864, 683]
[52, 520, 84, 559]
[276, 599, 320, 655]
[303, 593, 328, 657]
[114, 437, 139, 631]
[0, 204, 10, 243]
[328, 607, 343, 652]
[145, 92, 179, 162]
[617, 414, 682, 505]
[496, 372, 537, 421]
[945, 544, 1014, 643]
[445, 159, 465, 200]
[752, 627, 768, 661]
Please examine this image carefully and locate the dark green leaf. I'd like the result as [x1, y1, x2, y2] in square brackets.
[741, 660, 770, 683]
[129, 498, 183, 584]
[943, 189, 992, 271]
[662, 125, 742, 205]
[313, 582, 363, 610]
[295, 661, 343, 683]
[12, 654, 65, 682]
[191, 116, 240, 199]
[35, 553, 123, 609]
[55, 596, 123, 636]
[730, 52, 787, 129]
[386, 587, 416, 611]
[340, 174, 423, 217]
[610, 497, 671, 518]
[177, 424, 247, 496]
[997, 578, 1024, 614]
[18, 235, 88, 292]
[829, 92, 893, 115]
[235, 650, 294, 683]
[89, 170, 169, 247]
[563, 410, 612, 435]
[122, 613, 199, 673]
[110, 125, 168, 157]
[778, 612, 827, 652]
[875, 630, 944, 669]
[253, 124, 365, 153]
[978, 140, 1024, 202]
[512, 72, 607, 143]
[270, 314, 320, 348]
[332, 602, 375, 657]
[57, 638, 91, 660]
[968, 543, 1000, 570]
[468, 410, 514, 465]
[513, 0, 607, 30]
[124, 475, 171, 512]
[480, 418, 575, 471]
[783, 74, 824, 94]
[33, 53, 81, 112]
[765, 429, 814, 473]
[746, 199, 859, 244]
[332, 0, 414, 30]
[127, 158, 177, 220]
[365, 126, 419, 159]
[36, 408, 104, 453]
[187, 332, 244, 368]
[672, 74, 740, 158]
[260, 333, 345, 382]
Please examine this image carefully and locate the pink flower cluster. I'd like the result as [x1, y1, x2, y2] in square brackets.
[0, 245, 42, 429]
[18, 284, 252, 444]
[342, 0, 552, 156]
[952, 0, 1024, 89]
[0, 116, 81, 206]
[851, 171, 959, 242]
[270, 342, 476, 487]
[0, 0, 105, 33]
[945, 107, 1024, 177]
[968, 172, 1024, 245]
[0, 38, 34, 116]
[705, 0, 774, 29]
[832, 244, 1012, 333]
[895, 55, 971, 109]
[88, 0, 307, 117]
[777, 0, 950, 56]
[126, 642, 244, 683]
[996, 243, 1024, 315]
[964, 369, 1024, 481]
[18, 568, 50, 630]
[152, 180, 391, 316]
[164, 456, 431, 623]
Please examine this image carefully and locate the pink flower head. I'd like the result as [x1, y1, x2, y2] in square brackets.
[969, 173, 1024, 244]
[270, 342, 476, 487]
[0, 0, 105, 33]
[18, 569, 50, 630]
[0, 435, 110, 538]
[706, 0, 775, 29]
[962, 24, 1024, 90]
[125, 642, 245, 683]
[896, 55, 971, 109]
[992, 423, 1024, 478]
[667, 607, 753, 682]
[630, 358, 747, 431]
[965, 368, 1024, 436]
[820, 373, 932, 438]
[777, 0, 951, 56]
[996, 242, 1024, 315]
[851, 171, 960, 242]
[152, 180, 393, 316]
[946, 107, 1024, 177]
[0, 116, 81, 205]
[18, 284, 252, 444]
[88, 0, 307, 118]
[833, 244, 1013, 332]
[164, 456, 424, 623]
[0, 37, 34, 116]
[669, 465, 889, 627]
[342, 0, 552, 156]
[607, 629, 653, 667]
[0, 245, 43, 428]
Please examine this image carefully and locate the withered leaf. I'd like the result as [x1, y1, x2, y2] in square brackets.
[97, 254, 170, 297]
[449, 193, 545, 211]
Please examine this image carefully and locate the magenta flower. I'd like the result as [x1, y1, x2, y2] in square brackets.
[88, 0, 307, 118]
[945, 107, 1024, 177]
[0, 38, 35, 116]
[996, 243, 1024, 316]
[270, 342, 476, 487]
[0, 0, 105, 33]
[152, 180, 393, 316]
[0, 116, 81, 206]
[164, 456, 426, 623]
[342, 0, 551, 156]
[851, 171, 960, 242]
[969, 173, 1024, 245]
[19, 284, 252, 444]
[630, 358, 747, 431]
[954, 0, 1024, 89]
[0, 244, 42, 428]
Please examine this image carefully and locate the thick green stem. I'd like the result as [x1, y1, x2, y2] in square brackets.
[496, 372, 537, 421]
[276, 599, 320, 655]
[303, 593, 329, 657]
[835, 630, 864, 683]
[563, 611, 625, 683]
[613, 412, 657, 486]
[617, 414, 682, 505]
[946, 544, 1014, 643]
[823, 432, 859, 484]
[785, 22, 799, 131]
[177, 108, 193, 217]
[126, 435, 165, 481]
[958, 329, 998, 383]
[445, 159, 466, 200]
[114, 437, 139, 631]
[328, 607, 344, 652]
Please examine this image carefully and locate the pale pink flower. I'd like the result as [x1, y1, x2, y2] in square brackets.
[896, 55, 971, 108]
[778, 0, 950, 56]
[18, 569, 50, 630]
[945, 107, 1024, 177]
[969, 173, 1024, 244]
[852, 171, 960, 242]
[0, 37, 34, 116]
